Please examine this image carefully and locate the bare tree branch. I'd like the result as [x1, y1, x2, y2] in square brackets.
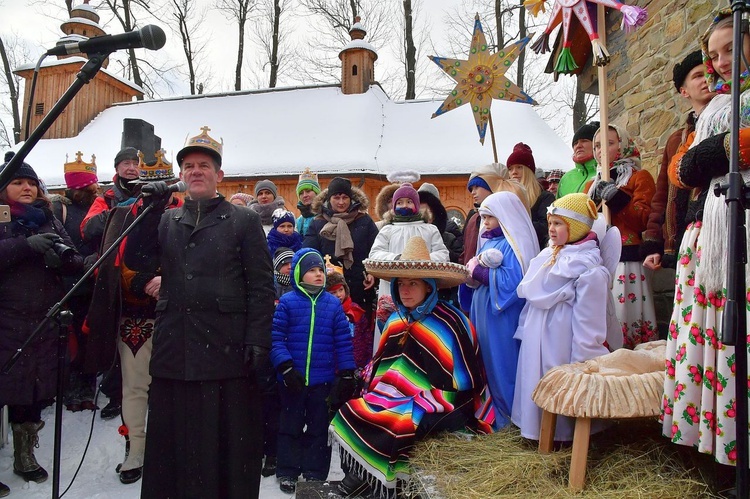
[217, 0, 256, 91]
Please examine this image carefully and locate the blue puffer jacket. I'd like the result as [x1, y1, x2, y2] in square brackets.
[271, 248, 355, 386]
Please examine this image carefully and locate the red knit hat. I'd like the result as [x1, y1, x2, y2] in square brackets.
[506, 142, 535, 173]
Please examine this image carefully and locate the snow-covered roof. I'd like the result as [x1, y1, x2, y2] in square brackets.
[12, 85, 573, 188]
[71, 3, 98, 15]
[62, 16, 103, 30]
[15, 56, 144, 94]
[339, 39, 378, 59]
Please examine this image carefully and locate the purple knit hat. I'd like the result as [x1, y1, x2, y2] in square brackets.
[391, 183, 420, 212]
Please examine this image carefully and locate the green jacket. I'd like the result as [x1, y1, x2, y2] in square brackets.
[557, 158, 598, 198]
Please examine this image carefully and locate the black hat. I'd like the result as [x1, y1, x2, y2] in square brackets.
[327, 177, 352, 199]
[114, 147, 139, 167]
[572, 121, 600, 146]
[1, 151, 39, 184]
[673, 50, 703, 92]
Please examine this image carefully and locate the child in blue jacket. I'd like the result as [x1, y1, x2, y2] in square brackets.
[271, 248, 356, 494]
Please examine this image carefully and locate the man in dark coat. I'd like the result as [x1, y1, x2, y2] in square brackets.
[124, 126, 275, 498]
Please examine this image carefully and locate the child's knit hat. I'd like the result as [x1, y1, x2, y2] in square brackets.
[297, 249, 325, 277]
[392, 182, 420, 212]
[273, 247, 294, 271]
[547, 193, 597, 244]
[272, 208, 296, 229]
[326, 270, 349, 296]
[229, 192, 254, 206]
[296, 168, 321, 197]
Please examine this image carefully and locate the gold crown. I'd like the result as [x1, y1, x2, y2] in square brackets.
[177, 125, 223, 165]
[137, 149, 176, 182]
[64, 151, 96, 176]
[324, 254, 344, 275]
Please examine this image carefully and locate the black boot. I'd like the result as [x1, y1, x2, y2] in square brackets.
[338, 472, 370, 496]
[261, 455, 277, 477]
[12, 421, 48, 483]
[100, 399, 121, 420]
[0, 481, 9, 497]
[119, 467, 143, 484]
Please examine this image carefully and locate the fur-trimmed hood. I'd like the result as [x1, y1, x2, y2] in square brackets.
[311, 185, 370, 216]
[48, 193, 71, 206]
[374, 183, 400, 220]
[417, 191, 447, 233]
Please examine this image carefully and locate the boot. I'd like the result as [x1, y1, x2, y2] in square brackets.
[0, 481, 8, 497]
[261, 455, 277, 477]
[12, 421, 48, 483]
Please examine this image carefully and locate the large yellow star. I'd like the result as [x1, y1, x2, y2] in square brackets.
[429, 15, 536, 144]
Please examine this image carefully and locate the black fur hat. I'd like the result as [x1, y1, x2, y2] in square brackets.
[673, 50, 703, 92]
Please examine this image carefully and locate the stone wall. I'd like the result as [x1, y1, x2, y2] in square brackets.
[581, 0, 715, 177]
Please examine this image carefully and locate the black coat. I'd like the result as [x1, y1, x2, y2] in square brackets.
[125, 196, 275, 381]
[0, 209, 82, 405]
[303, 186, 378, 314]
[531, 190, 555, 248]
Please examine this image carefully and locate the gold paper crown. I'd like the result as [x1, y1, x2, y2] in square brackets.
[137, 149, 176, 182]
[177, 125, 223, 165]
[299, 168, 318, 183]
[64, 151, 96, 176]
[324, 254, 344, 276]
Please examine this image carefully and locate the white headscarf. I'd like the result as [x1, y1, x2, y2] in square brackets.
[478, 191, 540, 272]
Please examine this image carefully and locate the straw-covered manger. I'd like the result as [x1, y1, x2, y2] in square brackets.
[406, 420, 723, 498]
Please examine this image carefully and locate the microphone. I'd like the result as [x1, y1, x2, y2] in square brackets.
[47, 25, 166, 56]
[141, 180, 187, 196]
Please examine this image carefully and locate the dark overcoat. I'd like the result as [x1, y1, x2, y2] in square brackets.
[0, 211, 82, 405]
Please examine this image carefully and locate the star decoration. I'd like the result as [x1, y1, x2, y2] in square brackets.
[429, 14, 536, 144]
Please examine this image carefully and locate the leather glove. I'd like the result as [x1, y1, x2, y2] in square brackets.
[328, 370, 357, 417]
[141, 181, 172, 211]
[83, 253, 99, 272]
[44, 248, 62, 269]
[26, 233, 58, 254]
[244, 345, 270, 373]
[478, 248, 503, 268]
[595, 180, 619, 202]
[278, 360, 306, 393]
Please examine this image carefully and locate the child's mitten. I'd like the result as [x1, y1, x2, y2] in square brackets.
[478, 249, 504, 268]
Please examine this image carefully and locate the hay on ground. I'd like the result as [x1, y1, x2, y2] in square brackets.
[407, 420, 717, 498]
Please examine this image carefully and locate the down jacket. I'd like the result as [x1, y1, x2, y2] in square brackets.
[270, 248, 355, 386]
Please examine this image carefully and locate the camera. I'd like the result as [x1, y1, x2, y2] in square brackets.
[51, 237, 75, 258]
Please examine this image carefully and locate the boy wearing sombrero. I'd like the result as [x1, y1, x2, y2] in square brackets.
[331, 236, 494, 497]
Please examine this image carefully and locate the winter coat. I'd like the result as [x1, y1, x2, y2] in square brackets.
[270, 248, 355, 386]
[51, 194, 97, 294]
[640, 119, 694, 268]
[0, 206, 83, 405]
[530, 190, 555, 248]
[418, 190, 463, 262]
[80, 175, 140, 247]
[585, 168, 655, 261]
[303, 186, 378, 313]
[369, 212, 449, 299]
[296, 202, 316, 237]
[124, 195, 276, 381]
[557, 158, 597, 198]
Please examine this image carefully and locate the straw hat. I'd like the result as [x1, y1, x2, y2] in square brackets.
[364, 236, 469, 289]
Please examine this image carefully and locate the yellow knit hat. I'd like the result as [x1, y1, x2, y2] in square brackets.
[547, 193, 596, 243]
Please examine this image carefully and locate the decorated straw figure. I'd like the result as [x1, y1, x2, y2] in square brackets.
[525, 0, 647, 73]
[428, 15, 535, 157]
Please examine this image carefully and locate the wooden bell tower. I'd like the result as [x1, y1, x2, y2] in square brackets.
[338, 17, 378, 95]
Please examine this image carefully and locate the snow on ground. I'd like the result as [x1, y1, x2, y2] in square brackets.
[0, 395, 344, 498]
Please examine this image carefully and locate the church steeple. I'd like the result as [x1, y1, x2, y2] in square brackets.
[338, 17, 378, 95]
[55, 0, 109, 67]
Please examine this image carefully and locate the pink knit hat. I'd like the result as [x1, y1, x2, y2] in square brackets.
[64, 152, 98, 190]
[391, 183, 420, 212]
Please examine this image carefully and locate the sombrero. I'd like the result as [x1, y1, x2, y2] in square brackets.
[364, 236, 469, 289]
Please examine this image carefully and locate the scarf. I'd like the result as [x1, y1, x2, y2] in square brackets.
[299, 282, 323, 296]
[481, 226, 504, 239]
[319, 204, 359, 269]
[392, 212, 423, 223]
[251, 198, 285, 226]
[10, 199, 51, 234]
[588, 124, 642, 196]
[267, 229, 303, 256]
[342, 296, 365, 323]
[297, 200, 314, 218]
[275, 271, 291, 287]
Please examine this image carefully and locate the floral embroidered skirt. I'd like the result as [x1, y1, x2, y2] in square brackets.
[661, 221, 748, 465]
[613, 260, 658, 348]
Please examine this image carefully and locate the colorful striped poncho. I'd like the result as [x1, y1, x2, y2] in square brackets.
[330, 300, 494, 496]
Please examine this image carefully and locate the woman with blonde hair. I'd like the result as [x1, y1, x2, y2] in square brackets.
[506, 143, 555, 247]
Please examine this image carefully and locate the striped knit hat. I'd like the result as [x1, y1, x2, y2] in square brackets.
[296, 168, 321, 197]
[546, 193, 596, 243]
[273, 247, 294, 271]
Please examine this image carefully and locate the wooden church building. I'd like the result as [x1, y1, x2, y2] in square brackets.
[13, 5, 572, 223]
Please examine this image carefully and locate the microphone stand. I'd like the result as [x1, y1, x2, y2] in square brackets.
[714, 1, 750, 496]
[0, 52, 109, 191]
[1, 201, 157, 499]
